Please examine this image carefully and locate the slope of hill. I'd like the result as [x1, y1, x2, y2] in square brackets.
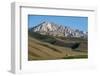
[28, 36, 87, 60]
[28, 30, 88, 51]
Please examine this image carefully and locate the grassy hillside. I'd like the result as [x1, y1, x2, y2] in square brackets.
[28, 30, 88, 60]
[28, 36, 87, 60]
[28, 30, 88, 51]
[28, 36, 70, 60]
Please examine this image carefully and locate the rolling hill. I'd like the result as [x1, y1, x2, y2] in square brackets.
[28, 36, 87, 60]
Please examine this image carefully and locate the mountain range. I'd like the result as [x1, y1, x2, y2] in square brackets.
[30, 21, 87, 38]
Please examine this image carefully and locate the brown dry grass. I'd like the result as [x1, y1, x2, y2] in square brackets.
[28, 36, 87, 60]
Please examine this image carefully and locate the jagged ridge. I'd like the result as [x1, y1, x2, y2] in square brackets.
[31, 21, 87, 38]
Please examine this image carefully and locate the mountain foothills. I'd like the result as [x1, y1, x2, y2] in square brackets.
[30, 21, 88, 38]
[28, 21, 88, 60]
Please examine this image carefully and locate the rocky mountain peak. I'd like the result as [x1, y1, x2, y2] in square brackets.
[30, 21, 87, 38]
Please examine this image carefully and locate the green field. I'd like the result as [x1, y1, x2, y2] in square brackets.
[28, 31, 88, 60]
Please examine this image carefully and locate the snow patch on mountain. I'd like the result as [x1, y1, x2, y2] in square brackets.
[31, 21, 87, 38]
